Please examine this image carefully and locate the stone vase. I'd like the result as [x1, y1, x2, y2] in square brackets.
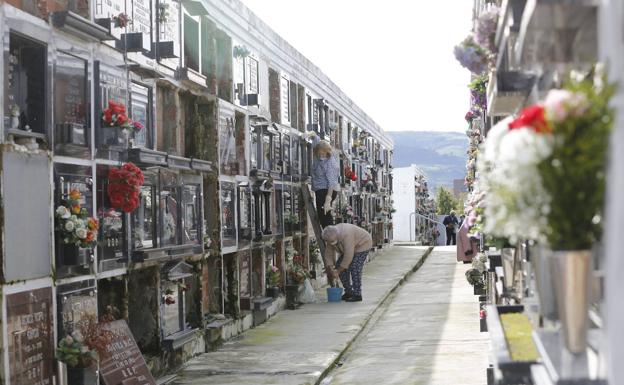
[533, 245, 558, 321]
[552, 250, 592, 354]
[11, 115, 19, 129]
[501, 248, 515, 293]
[267, 286, 280, 299]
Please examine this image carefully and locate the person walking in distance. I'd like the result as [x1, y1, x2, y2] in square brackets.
[309, 132, 340, 228]
[443, 211, 459, 245]
[322, 224, 373, 302]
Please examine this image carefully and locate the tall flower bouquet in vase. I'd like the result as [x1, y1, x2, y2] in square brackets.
[477, 72, 614, 353]
[107, 162, 145, 213]
[55, 189, 99, 248]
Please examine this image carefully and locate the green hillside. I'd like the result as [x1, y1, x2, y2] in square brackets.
[388, 131, 468, 192]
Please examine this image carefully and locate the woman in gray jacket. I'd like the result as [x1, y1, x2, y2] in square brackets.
[310, 132, 340, 228]
[322, 224, 373, 302]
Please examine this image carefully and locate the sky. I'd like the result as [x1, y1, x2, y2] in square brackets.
[240, 0, 473, 133]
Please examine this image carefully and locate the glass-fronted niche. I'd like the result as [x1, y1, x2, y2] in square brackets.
[252, 178, 274, 240]
[54, 50, 91, 158]
[54, 163, 94, 279]
[219, 104, 247, 176]
[250, 124, 281, 174]
[57, 280, 97, 338]
[95, 62, 155, 159]
[5, 32, 47, 136]
[239, 249, 251, 310]
[237, 182, 252, 248]
[96, 165, 126, 272]
[220, 181, 237, 249]
[233, 53, 259, 106]
[281, 133, 291, 176]
[95, 61, 127, 158]
[132, 168, 202, 260]
[161, 261, 198, 347]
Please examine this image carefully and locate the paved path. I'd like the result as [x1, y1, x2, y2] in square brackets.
[325, 246, 489, 385]
[172, 246, 432, 385]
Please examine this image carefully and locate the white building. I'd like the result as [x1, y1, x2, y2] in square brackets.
[392, 165, 435, 243]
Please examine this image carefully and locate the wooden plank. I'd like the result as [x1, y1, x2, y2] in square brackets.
[301, 185, 335, 286]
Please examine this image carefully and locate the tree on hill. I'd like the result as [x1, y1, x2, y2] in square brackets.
[436, 187, 458, 215]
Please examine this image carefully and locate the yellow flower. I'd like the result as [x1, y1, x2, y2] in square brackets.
[69, 189, 81, 200]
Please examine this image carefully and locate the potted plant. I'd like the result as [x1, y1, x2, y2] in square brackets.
[308, 240, 321, 278]
[266, 265, 281, 299]
[57, 334, 97, 385]
[285, 254, 308, 309]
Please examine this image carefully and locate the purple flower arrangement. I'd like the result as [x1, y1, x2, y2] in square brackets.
[454, 36, 489, 74]
[475, 6, 500, 53]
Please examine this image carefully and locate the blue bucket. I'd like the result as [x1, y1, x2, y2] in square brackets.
[327, 287, 343, 302]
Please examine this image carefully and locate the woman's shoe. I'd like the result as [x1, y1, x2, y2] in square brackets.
[345, 295, 362, 302]
[341, 293, 352, 301]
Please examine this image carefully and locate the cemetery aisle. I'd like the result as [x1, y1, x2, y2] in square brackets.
[172, 246, 432, 385]
[325, 247, 489, 385]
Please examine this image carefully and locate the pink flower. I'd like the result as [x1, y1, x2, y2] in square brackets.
[544, 89, 589, 123]
[133, 121, 144, 131]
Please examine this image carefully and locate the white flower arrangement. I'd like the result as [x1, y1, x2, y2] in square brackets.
[478, 117, 553, 243]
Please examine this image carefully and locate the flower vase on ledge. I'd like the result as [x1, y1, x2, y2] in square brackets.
[552, 250, 591, 354]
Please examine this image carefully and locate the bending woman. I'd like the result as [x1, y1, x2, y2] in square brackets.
[310, 132, 340, 228]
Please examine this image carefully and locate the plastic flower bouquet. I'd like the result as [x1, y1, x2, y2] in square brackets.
[55, 189, 99, 248]
[475, 5, 500, 53]
[56, 334, 97, 369]
[477, 73, 614, 247]
[107, 162, 144, 213]
[267, 265, 281, 287]
[454, 36, 489, 75]
[102, 100, 143, 134]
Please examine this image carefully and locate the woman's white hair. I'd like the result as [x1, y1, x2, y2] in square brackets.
[313, 140, 332, 157]
[322, 226, 339, 241]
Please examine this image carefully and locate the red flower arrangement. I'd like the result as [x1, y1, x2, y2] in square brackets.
[102, 100, 143, 134]
[107, 163, 144, 213]
[113, 13, 130, 28]
[344, 166, 358, 182]
[508, 105, 551, 133]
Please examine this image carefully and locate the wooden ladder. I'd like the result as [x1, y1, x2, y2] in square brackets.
[301, 186, 335, 285]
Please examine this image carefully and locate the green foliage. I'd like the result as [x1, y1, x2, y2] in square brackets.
[465, 268, 483, 286]
[468, 74, 488, 94]
[436, 187, 458, 215]
[308, 240, 321, 265]
[56, 336, 96, 368]
[284, 212, 300, 224]
[538, 74, 615, 250]
[266, 266, 281, 287]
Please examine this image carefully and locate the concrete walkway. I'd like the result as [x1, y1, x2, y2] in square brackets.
[325, 246, 489, 385]
[172, 246, 432, 385]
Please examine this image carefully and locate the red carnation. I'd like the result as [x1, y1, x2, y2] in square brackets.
[107, 162, 144, 213]
[116, 114, 128, 126]
[103, 110, 113, 125]
[509, 105, 550, 133]
[109, 101, 126, 115]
